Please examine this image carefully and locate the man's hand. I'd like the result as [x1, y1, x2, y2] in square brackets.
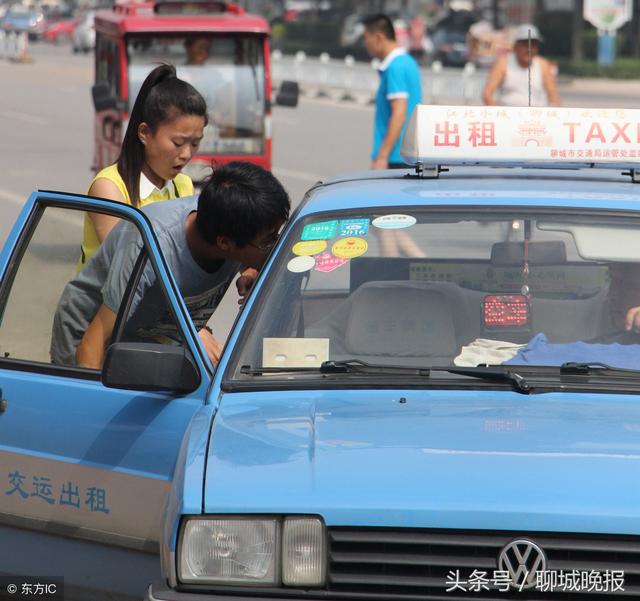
[625, 306, 640, 332]
[236, 268, 258, 305]
[371, 157, 389, 170]
[198, 327, 223, 366]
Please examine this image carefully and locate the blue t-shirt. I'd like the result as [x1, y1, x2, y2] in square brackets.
[372, 49, 422, 165]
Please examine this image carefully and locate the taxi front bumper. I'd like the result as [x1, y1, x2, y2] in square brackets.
[146, 582, 318, 601]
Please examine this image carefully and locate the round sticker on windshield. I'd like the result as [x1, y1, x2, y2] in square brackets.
[292, 240, 327, 256]
[287, 255, 316, 273]
[332, 237, 368, 259]
[372, 214, 417, 229]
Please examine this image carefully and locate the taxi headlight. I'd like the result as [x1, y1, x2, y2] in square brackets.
[178, 517, 326, 587]
[282, 518, 326, 586]
[179, 518, 278, 585]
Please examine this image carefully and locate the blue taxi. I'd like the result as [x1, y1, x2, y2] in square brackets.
[1, 106, 640, 600]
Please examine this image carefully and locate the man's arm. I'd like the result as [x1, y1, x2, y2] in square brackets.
[198, 327, 223, 366]
[482, 57, 506, 106]
[372, 97, 407, 169]
[76, 304, 117, 369]
[541, 58, 561, 106]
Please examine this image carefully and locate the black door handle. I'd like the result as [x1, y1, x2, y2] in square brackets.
[0, 398, 7, 414]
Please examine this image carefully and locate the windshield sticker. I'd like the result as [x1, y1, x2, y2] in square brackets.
[301, 220, 338, 240]
[372, 214, 417, 229]
[287, 255, 316, 273]
[314, 252, 349, 273]
[263, 338, 329, 368]
[332, 237, 368, 259]
[292, 240, 327, 256]
[339, 219, 370, 237]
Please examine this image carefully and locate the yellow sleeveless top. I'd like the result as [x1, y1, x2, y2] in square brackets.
[79, 164, 193, 267]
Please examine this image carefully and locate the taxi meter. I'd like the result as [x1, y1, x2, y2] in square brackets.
[402, 105, 640, 179]
[92, 0, 292, 182]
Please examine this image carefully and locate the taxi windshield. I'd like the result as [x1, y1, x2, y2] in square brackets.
[127, 34, 265, 155]
[227, 208, 640, 382]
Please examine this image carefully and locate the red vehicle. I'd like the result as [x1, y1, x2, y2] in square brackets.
[92, 0, 292, 183]
[43, 16, 79, 44]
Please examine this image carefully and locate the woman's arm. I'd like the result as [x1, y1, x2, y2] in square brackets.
[87, 177, 127, 243]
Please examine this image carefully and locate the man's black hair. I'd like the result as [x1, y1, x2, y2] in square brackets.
[196, 162, 290, 246]
[362, 13, 396, 41]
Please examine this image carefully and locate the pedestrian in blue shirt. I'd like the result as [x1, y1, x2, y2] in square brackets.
[363, 14, 425, 258]
[363, 14, 422, 170]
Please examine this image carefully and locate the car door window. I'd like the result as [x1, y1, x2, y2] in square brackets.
[0, 203, 189, 372]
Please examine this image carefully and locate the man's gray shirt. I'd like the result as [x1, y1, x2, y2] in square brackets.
[51, 196, 240, 365]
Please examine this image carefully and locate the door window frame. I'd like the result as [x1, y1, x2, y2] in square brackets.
[0, 193, 213, 384]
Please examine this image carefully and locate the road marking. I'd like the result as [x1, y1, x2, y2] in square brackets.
[0, 110, 48, 125]
[274, 167, 324, 183]
[56, 85, 80, 93]
[0, 188, 24, 205]
[300, 96, 374, 112]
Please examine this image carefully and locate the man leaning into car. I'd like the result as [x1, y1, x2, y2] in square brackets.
[50, 161, 289, 369]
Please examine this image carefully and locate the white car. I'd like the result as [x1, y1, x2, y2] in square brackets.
[72, 10, 94, 53]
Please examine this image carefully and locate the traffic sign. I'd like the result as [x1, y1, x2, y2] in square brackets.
[584, 0, 632, 32]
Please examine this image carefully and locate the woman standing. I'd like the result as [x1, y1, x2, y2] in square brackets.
[80, 63, 207, 266]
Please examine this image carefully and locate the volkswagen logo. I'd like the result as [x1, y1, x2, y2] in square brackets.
[497, 539, 547, 590]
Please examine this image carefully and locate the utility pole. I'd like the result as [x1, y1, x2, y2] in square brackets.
[572, 0, 584, 61]
[492, 0, 500, 29]
[631, 0, 640, 57]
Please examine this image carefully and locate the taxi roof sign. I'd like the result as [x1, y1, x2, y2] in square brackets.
[401, 105, 640, 174]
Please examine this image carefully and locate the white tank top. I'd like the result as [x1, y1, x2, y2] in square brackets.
[497, 54, 547, 107]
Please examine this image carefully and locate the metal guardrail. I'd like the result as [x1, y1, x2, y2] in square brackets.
[271, 51, 486, 105]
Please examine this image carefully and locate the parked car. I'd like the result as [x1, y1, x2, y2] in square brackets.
[431, 27, 469, 66]
[429, 8, 477, 67]
[43, 16, 79, 44]
[2, 105, 640, 600]
[72, 10, 94, 53]
[1, 6, 46, 40]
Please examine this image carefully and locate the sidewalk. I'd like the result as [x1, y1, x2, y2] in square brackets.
[559, 76, 640, 98]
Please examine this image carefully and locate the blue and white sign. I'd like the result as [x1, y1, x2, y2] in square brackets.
[339, 219, 370, 237]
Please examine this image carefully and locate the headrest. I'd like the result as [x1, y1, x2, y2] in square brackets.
[345, 282, 457, 356]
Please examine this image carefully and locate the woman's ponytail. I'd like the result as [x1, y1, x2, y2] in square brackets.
[116, 64, 177, 207]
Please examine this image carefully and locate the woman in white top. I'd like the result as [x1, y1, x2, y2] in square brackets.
[482, 24, 560, 107]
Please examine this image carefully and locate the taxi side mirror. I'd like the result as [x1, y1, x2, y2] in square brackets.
[102, 343, 200, 394]
[92, 82, 120, 112]
[275, 80, 299, 107]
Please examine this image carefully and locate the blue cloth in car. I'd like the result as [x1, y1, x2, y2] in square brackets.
[505, 333, 640, 369]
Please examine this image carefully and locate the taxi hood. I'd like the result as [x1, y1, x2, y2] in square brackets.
[204, 389, 640, 533]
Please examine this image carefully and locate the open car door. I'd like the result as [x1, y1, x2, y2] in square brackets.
[0, 192, 212, 600]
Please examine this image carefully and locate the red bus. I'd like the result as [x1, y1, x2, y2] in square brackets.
[92, 0, 287, 183]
